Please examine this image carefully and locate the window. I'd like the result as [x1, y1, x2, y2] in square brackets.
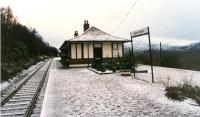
[94, 43, 101, 48]
[112, 43, 119, 57]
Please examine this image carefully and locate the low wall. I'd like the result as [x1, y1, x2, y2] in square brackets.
[69, 58, 123, 64]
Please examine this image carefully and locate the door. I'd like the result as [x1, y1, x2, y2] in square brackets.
[94, 47, 102, 59]
[93, 43, 102, 59]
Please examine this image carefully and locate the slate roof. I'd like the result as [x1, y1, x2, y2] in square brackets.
[60, 26, 130, 50]
[67, 26, 130, 42]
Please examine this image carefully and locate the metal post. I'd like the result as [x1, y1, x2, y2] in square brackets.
[160, 42, 162, 66]
[130, 36, 136, 77]
[147, 27, 154, 83]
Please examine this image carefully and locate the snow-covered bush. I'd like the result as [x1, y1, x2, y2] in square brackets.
[165, 83, 200, 105]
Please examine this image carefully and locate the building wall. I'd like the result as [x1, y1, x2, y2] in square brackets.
[89, 43, 93, 58]
[69, 58, 123, 64]
[71, 44, 76, 59]
[77, 44, 82, 59]
[83, 43, 93, 58]
[83, 43, 88, 59]
[118, 43, 123, 57]
[71, 42, 123, 60]
[102, 42, 112, 58]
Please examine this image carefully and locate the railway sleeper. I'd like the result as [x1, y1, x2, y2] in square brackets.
[0, 110, 26, 116]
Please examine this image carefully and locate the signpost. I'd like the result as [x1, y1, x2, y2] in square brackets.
[130, 27, 149, 37]
[130, 26, 154, 83]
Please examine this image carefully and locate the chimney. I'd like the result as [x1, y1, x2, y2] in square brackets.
[74, 31, 78, 37]
[83, 20, 90, 32]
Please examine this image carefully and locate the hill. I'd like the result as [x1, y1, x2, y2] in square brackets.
[124, 41, 200, 71]
[1, 7, 58, 81]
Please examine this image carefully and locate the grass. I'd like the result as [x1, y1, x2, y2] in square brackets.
[165, 83, 200, 106]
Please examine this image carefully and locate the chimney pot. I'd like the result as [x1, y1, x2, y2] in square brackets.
[83, 20, 90, 32]
[74, 31, 78, 37]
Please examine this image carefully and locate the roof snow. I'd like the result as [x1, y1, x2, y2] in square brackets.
[67, 26, 130, 42]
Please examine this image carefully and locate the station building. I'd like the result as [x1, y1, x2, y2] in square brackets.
[60, 20, 130, 65]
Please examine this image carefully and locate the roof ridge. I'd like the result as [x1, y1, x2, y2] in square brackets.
[67, 26, 95, 41]
[91, 26, 128, 40]
[66, 26, 130, 42]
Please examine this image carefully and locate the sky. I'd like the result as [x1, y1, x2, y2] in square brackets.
[1, 0, 200, 48]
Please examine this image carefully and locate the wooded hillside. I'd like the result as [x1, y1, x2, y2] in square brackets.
[1, 7, 58, 81]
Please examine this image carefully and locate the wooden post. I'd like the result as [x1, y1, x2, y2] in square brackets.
[147, 27, 154, 83]
[87, 42, 89, 67]
[130, 36, 136, 77]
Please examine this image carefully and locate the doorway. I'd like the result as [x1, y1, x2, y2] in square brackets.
[93, 43, 102, 59]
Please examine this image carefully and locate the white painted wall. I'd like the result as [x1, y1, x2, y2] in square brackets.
[71, 44, 76, 59]
[118, 43, 123, 57]
[77, 44, 82, 59]
[83, 43, 88, 59]
[71, 42, 123, 59]
[89, 43, 93, 58]
[102, 42, 112, 58]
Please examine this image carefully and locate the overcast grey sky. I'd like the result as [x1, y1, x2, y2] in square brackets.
[1, 0, 200, 48]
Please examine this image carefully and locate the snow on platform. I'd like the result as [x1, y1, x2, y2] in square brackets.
[69, 64, 89, 68]
[41, 58, 200, 117]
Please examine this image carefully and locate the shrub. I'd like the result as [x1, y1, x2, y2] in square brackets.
[103, 63, 110, 69]
[91, 59, 101, 69]
[165, 86, 185, 101]
[91, 59, 107, 72]
[60, 60, 69, 68]
[165, 83, 200, 105]
[120, 62, 132, 70]
[106, 62, 117, 72]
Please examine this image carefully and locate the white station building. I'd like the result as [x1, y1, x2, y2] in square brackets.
[60, 20, 130, 65]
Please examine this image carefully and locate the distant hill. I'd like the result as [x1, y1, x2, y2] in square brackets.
[175, 41, 200, 51]
[125, 40, 200, 52]
[124, 41, 200, 71]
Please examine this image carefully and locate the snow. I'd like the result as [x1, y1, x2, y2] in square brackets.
[69, 64, 89, 68]
[0, 82, 10, 92]
[136, 65, 200, 86]
[0, 61, 45, 93]
[88, 67, 113, 74]
[41, 58, 200, 116]
[124, 40, 173, 52]
[68, 26, 130, 42]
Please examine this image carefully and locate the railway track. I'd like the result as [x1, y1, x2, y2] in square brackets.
[1, 60, 52, 117]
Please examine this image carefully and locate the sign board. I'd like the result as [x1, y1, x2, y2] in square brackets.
[130, 26, 154, 83]
[130, 27, 149, 37]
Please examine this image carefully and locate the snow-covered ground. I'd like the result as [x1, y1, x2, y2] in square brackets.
[41, 58, 200, 117]
[88, 67, 113, 74]
[136, 65, 200, 86]
[0, 60, 45, 94]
